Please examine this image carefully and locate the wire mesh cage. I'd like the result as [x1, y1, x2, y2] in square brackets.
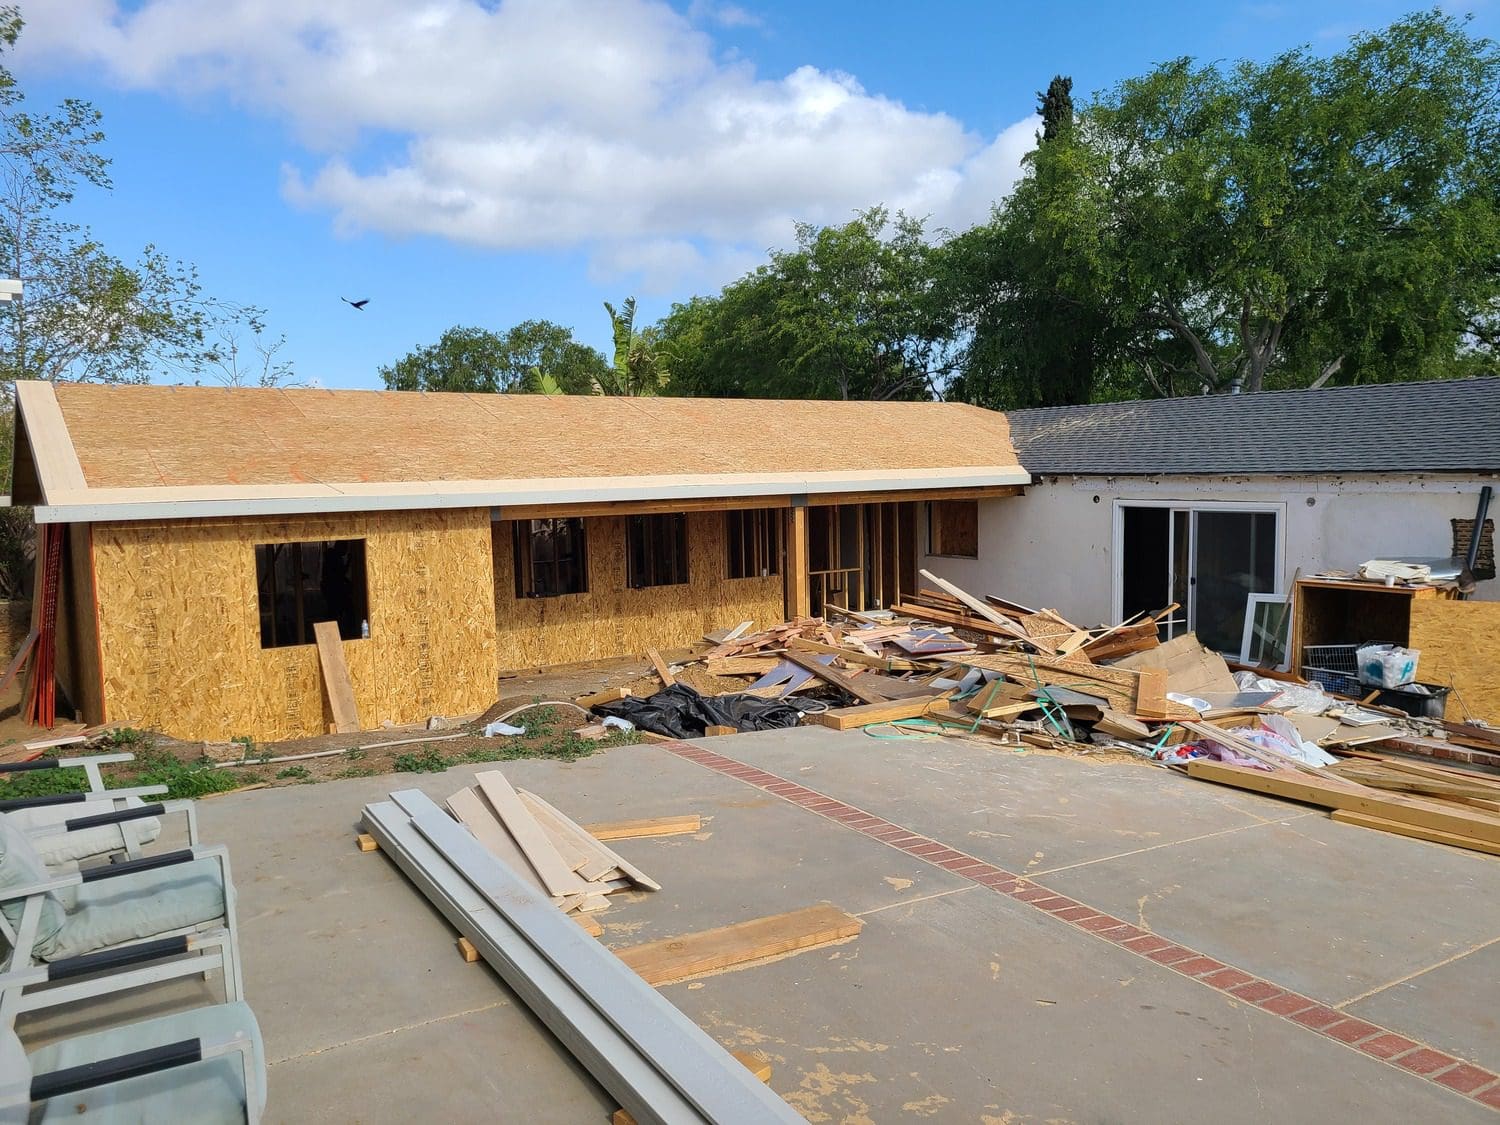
[1301, 643, 1361, 695]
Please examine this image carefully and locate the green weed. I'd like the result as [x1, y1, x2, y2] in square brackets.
[393, 748, 451, 773]
[275, 765, 311, 781]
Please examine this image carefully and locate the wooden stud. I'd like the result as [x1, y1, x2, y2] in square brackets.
[1331, 809, 1500, 857]
[355, 833, 379, 852]
[615, 905, 862, 987]
[584, 815, 702, 841]
[783, 650, 890, 705]
[646, 647, 676, 688]
[786, 506, 811, 620]
[705, 725, 736, 737]
[810, 695, 949, 730]
[576, 686, 631, 709]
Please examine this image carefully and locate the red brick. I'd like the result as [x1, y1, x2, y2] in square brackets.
[1172, 957, 1225, 977]
[1200, 968, 1255, 991]
[1029, 896, 1077, 912]
[950, 860, 995, 876]
[1321, 1018, 1383, 1045]
[1434, 1064, 1496, 1095]
[1229, 981, 1283, 1004]
[1123, 935, 1174, 954]
[1475, 1084, 1500, 1110]
[1078, 915, 1128, 933]
[1358, 1033, 1419, 1061]
[1396, 1048, 1457, 1077]
[1098, 923, 1146, 943]
[1014, 887, 1060, 903]
[907, 842, 948, 857]
[1053, 905, 1099, 922]
[1261, 993, 1316, 1017]
[936, 855, 978, 871]
[1146, 945, 1197, 966]
[1290, 1005, 1344, 1031]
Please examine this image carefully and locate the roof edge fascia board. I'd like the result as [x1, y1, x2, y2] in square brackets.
[32, 466, 1033, 524]
[14, 380, 87, 501]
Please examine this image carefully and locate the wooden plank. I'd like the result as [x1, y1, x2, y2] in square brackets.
[1183, 759, 1500, 845]
[576, 687, 631, 709]
[1330, 810, 1500, 857]
[705, 725, 736, 737]
[313, 620, 360, 734]
[0, 629, 39, 702]
[445, 786, 555, 899]
[786, 506, 811, 620]
[787, 637, 907, 671]
[784, 650, 891, 705]
[518, 791, 617, 881]
[614, 905, 862, 987]
[645, 647, 676, 688]
[584, 815, 702, 841]
[917, 569, 1034, 642]
[809, 695, 948, 730]
[518, 788, 662, 892]
[574, 912, 605, 937]
[472, 772, 594, 898]
[1134, 668, 1169, 720]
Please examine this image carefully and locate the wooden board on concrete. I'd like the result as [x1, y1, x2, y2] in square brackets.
[1134, 668, 1169, 720]
[810, 695, 948, 730]
[1184, 759, 1500, 845]
[585, 815, 702, 841]
[472, 772, 594, 898]
[615, 905, 862, 986]
[445, 786, 552, 898]
[1331, 809, 1500, 857]
[784, 650, 890, 705]
[313, 620, 361, 734]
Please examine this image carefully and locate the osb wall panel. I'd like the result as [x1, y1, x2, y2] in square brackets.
[1409, 599, 1500, 723]
[494, 511, 784, 669]
[92, 509, 497, 742]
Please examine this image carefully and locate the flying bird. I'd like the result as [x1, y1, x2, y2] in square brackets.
[341, 297, 369, 310]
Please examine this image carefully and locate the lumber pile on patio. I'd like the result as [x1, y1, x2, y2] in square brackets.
[444, 769, 660, 927]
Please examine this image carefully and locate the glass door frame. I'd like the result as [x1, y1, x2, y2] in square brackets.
[1110, 499, 1287, 648]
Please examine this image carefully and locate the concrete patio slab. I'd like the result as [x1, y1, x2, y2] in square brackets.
[1346, 936, 1500, 1065]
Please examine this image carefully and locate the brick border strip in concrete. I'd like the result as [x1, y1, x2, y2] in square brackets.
[660, 739, 1500, 1112]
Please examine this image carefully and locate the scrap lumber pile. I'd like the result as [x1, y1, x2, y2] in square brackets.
[444, 769, 659, 926]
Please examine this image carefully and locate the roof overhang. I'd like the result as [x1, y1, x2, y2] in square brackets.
[29, 467, 1032, 524]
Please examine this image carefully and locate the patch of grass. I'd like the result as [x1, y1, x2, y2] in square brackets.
[0, 764, 90, 801]
[393, 748, 451, 773]
[336, 765, 375, 779]
[132, 750, 248, 799]
[345, 748, 366, 761]
[275, 765, 311, 781]
[102, 727, 153, 750]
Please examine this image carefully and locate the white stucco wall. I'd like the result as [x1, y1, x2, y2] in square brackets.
[919, 473, 1498, 625]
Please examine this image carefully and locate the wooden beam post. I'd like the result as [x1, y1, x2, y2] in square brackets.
[786, 504, 811, 620]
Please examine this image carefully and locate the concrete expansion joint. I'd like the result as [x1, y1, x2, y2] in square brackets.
[659, 738, 1500, 1114]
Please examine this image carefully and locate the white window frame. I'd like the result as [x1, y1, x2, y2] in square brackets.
[1239, 592, 1292, 671]
[1110, 499, 1287, 646]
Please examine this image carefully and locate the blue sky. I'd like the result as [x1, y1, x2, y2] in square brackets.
[12, 1, 1497, 389]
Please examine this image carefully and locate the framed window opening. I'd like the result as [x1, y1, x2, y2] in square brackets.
[626, 513, 689, 589]
[514, 518, 588, 598]
[256, 539, 368, 649]
[726, 509, 781, 579]
[928, 500, 979, 559]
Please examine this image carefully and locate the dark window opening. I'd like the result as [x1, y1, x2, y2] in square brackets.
[514, 518, 588, 597]
[626, 513, 689, 588]
[726, 509, 781, 579]
[256, 539, 368, 649]
[928, 500, 979, 558]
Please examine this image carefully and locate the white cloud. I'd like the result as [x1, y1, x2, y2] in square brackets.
[18, 0, 1035, 286]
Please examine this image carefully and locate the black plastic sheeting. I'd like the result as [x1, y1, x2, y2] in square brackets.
[594, 683, 803, 739]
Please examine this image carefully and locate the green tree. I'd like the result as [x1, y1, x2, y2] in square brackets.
[0, 9, 249, 386]
[955, 11, 1500, 404]
[379, 321, 608, 394]
[1036, 75, 1073, 142]
[659, 208, 955, 401]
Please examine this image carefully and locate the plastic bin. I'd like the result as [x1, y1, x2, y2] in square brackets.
[1372, 682, 1450, 720]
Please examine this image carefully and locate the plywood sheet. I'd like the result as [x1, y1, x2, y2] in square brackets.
[91, 507, 497, 742]
[51, 383, 1025, 491]
[1409, 599, 1500, 724]
[494, 511, 784, 670]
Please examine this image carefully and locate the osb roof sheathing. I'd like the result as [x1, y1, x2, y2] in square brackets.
[52, 384, 1024, 488]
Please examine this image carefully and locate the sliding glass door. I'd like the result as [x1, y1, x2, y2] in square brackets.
[1118, 504, 1281, 655]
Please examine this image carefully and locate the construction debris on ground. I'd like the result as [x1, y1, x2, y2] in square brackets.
[574, 573, 1500, 861]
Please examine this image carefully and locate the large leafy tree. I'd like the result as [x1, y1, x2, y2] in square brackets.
[379, 321, 608, 394]
[953, 11, 1500, 404]
[0, 9, 259, 386]
[660, 208, 956, 400]
[595, 297, 665, 395]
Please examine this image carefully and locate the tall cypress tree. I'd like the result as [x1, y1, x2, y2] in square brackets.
[1036, 75, 1074, 142]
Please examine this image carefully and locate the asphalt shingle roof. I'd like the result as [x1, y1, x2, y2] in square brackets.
[1004, 378, 1500, 476]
